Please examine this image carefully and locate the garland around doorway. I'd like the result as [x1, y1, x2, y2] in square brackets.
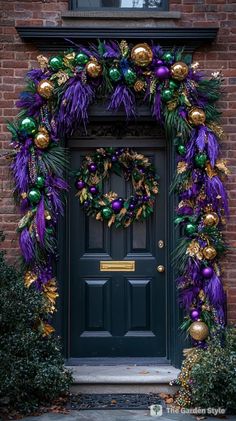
[8, 40, 228, 349]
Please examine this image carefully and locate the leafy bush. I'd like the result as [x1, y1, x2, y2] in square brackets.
[191, 327, 236, 413]
[0, 233, 72, 413]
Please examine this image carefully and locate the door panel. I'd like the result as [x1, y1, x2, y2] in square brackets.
[69, 142, 167, 357]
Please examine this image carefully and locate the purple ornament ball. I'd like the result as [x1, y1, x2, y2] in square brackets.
[156, 59, 163, 65]
[75, 180, 85, 190]
[83, 200, 90, 208]
[190, 308, 201, 321]
[89, 186, 98, 195]
[155, 66, 170, 80]
[88, 162, 97, 173]
[202, 266, 214, 279]
[142, 195, 149, 202]
[129, 203, 135, 211]
[111, 155, 117, 162]
[111, 199, 123, 214]
[178, 205, 194, 216]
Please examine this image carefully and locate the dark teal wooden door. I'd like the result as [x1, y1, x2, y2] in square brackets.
[69, 140, 167, 357]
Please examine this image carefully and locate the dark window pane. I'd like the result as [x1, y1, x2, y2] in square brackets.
[71, 0, 165, 9]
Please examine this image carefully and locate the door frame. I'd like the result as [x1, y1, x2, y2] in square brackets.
[56, 108, 185, 368]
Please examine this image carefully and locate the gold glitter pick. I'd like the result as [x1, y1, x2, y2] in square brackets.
[24, 271, 37, 287]
[207, 122, 224, 140]
[177, 161, 188, 174]
[37, 55, 48, 70]
[120, 40, 129, 57]
[216, 159, 230, 175]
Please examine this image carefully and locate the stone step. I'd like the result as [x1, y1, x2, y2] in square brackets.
[67, 365, 180, 394]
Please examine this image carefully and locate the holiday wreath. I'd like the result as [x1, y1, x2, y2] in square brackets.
[7, 40, 229, 368]
[74, 147, 159, 228]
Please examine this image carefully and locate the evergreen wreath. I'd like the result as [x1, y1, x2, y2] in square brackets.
[74, 147, 159, 228]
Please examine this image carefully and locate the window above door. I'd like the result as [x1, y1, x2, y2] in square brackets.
[69, 0, 168, 11]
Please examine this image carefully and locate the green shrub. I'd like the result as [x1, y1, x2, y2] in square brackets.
[190, 327, 236, 413]
[0, 233, 72, 413]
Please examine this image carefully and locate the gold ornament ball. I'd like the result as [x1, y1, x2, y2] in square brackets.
[203, 212, 219, 227]
[170, 61, 189, 81]
[37, 79, 54, 99]
[203, 245, 217, 260]
[131, 43, 153, 67]
[86, 60, 103, 78]
[189, 320, 209, 341]
[188, 107, 206, 126]
[34, 130, 50, 149]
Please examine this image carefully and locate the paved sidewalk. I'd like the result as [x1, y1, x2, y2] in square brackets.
[19, 409, 236, 421]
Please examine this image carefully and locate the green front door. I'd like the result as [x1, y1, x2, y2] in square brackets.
[67, 127, 167, 358]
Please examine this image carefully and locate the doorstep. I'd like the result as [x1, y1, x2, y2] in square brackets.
[66, 365, 180, 394]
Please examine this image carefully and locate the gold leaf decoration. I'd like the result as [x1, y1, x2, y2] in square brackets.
[177, 161, 188, 174]
[24, 271, 38, 287]
[37, 55, 48, 70]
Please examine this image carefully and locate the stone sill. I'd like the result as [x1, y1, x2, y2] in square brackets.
[62, 10, 181, 20]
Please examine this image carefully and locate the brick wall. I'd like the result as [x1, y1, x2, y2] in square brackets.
[0, 0, 235, 323]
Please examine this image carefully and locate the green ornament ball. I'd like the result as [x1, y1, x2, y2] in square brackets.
[28, 188, 41, 204]
[162, 52, 174, 63]
[124, 68, 137, 85]
[75, 52, 89, 66]
[35, 176, 45, 189]
[174, 217, 183, 225]
[109, 67, 122, 82]
[106, 147, 114, 154]
[47, 227, 54, 235]
[101, 207, 113, 220]
[195, 153, 207, 168]
[162, 88, 174, 102]
[169, 79, 179, 90]
[185, 222, 197, 236]
[133, 170, 142, 182]
[177, 145, 187, 156]
[49, 56, 63, 71]
[20, 117, 37, 135]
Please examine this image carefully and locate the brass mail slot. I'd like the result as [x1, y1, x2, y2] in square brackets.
[100, 260, 135, 272]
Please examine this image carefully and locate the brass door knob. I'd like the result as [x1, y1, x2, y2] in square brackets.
[157, 265, 165, 273]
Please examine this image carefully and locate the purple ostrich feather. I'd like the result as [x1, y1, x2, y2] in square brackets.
[16, 92, 44, 117]
[57, 77, 95, 136]
[108, 85, 136, 118]
[19, 228, 34, 263]
[206, 174, 229, 216]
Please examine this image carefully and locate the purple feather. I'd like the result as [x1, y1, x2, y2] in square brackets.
[26, 69, 48, 82]
[204, 273, 225, 307]
[186, 129, 197, 163]
[108, 85, 136, 118]
[36, 197, 45, 245]
[179, 286, 200, 310]
[196, 125, 206, 151]
[16, 92, 44, 117]
[206, 175, 229, 216]
[11, 143, 31, 193]
[207, 130, 219, 167]
[57, 77, 95, 135]
[19, 228, 34, 262]
[152, 90, 162, 121]
[103, 41, 120, 59]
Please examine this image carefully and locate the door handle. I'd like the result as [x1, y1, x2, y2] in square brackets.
[157, 265, 165, 273]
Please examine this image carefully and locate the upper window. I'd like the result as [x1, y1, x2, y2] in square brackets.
[70, 0, 167, 11]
